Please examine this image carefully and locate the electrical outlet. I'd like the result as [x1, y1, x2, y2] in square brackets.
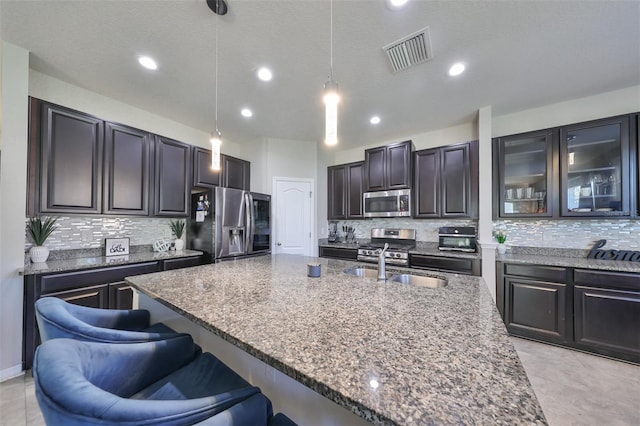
[81, 230, 93, 242]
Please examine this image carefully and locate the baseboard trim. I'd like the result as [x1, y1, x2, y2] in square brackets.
[0, 365, 24, 382]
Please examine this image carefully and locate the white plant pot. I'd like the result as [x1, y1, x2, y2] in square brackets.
[174, 238, 184, 251]
[30, 245, 50, 263]
[497, 243, 507, 255]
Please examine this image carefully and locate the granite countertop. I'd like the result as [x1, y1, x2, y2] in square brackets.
[319, 239, 481, 260]
[126, 254, 545, 425]
[497, 247, 640, 274]
[19, 249, 203, 276]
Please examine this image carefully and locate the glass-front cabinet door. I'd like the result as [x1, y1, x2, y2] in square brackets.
[494, 130, 555, 217]
[560, 115, 630, 217]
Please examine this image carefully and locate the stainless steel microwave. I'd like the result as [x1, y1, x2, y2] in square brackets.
[363, 189, 412, 218]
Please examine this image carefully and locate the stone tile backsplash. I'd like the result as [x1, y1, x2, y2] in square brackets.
[330, 218, 476, 242]
[494, 219, 640, 250]
[24, 216, 178, 253]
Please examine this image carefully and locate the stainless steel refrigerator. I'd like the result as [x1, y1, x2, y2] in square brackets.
[215, 187, 271, 260]
[188, 187, 271, 262]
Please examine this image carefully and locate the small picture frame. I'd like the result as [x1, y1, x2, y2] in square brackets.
[105, 238, 130, 257]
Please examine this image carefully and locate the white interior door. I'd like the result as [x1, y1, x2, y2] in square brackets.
[273, 178, 313, 256]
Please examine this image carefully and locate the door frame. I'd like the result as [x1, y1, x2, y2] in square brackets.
[272, 177, 316, 256]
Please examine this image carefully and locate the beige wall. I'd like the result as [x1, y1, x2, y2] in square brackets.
[0, 42, 29, 380]
[492, 85, 640, 137]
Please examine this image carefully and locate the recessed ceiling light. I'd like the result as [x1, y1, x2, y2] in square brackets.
[138, 56, 158, 70]
[387, 0, 409, 9]
[257, 67, 273, 81]
[241, 108, 253, 118]
[448, 62, 465, 76]
[370, 116, 381, 125]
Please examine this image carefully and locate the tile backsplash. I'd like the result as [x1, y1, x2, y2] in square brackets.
[24, 216, 178, 253]
[330, 218, 476, 242]
[494, 219, 640, 250]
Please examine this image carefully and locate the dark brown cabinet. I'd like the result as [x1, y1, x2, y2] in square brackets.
[108, 282, 134, 310]
[573, 269, 640, 363]
[103, 122, 153, 216]
[560, 115, 631, 217]
[154, 136, 191, 217]
[500, 263, 571, 343]
[493, 113, 636, 219]
[414, 141, 478, 218]
[45, 284, 110, 309]
[504, 275, 569, 343]
[35, 100, 104, 214]
[409, 253, 481, 276]
[193, 147, 220, 188]
[327, 165, 347, 219]
[221, 154, 250, 190]
[327, 161, 364, 220]
[498, 262, 640, 364]
[364, 140, 413, 191]
[318, 246, 358, 260]
[493, 129, 556, 218]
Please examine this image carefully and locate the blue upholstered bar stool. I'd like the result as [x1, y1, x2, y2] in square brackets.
[35, 296, 188, 343]
[33, 336, 273, 425]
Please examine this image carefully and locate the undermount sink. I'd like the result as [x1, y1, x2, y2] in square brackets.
[343, 267, 383, 279]
[389, 274, 448, 288]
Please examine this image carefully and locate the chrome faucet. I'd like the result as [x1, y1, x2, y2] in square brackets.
[377, 243, 389, 281]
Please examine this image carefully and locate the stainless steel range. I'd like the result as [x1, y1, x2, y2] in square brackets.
[357, 228, 416, 266]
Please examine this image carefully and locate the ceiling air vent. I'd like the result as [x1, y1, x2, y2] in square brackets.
[383, 27, 433, 73]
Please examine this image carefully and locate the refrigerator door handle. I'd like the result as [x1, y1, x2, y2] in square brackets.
[245, 192, 254, 254]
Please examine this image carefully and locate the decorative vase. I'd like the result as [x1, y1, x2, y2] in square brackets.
[174, 238, 184, 251]
[497, 243, 507, 255]
[30, 245, 50, 263]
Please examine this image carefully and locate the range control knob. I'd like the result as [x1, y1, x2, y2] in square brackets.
[395, 253, 401, 258]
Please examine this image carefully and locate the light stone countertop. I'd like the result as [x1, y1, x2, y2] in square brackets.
[497, 248, 640, 274]
[19, 249, 203, 276]
[126, 254, 546, 425]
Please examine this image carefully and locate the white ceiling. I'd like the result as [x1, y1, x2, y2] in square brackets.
[1, 0, 639, 149]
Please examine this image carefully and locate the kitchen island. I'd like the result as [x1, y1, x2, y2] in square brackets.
[126, 254, 546, 425]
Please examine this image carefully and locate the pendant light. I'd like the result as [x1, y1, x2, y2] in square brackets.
[323, 0, 339, 146]
[210, 5, 223, 170]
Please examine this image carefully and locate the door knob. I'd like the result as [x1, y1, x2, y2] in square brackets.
[277, 242, 282, 246]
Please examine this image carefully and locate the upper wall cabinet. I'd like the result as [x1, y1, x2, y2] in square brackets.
[33, 100, 104, 215]
[154, 136, 191, 217]
[327, 161, 364, 220]
[493, 113, 636, 219]
[193, 147, 220, 188]
[414, 140, 478, 219]
[560, 115, 631, 217]
[364, 140, 413, 191]
[221, 154, 250, 191]
[103, 122, 153, 216]
[493, 129, 556, 218]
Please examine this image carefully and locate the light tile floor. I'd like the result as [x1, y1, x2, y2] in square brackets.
[0, 337, 638, 425]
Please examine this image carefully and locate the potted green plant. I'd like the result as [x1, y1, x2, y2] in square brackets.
[27, 216, 58, 263]
[494, 230, 508, 254]
[169, 219, 186, 251]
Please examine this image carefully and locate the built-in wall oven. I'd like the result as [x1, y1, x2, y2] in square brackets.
[438, 226, 477, 252]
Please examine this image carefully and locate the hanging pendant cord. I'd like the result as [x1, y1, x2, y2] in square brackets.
[329, 0, 334, 81]
[215, 18, 219, 132]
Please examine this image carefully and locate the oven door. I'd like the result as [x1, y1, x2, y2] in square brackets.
[438, 234, 476, 252]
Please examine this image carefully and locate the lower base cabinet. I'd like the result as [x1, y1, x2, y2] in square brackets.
[318, 246, 358, 260]
[573, 269, 640, 363]
[23, 256, 203, 370]
[409, 254, 481, 276]
[498, 262, 640, 364]
[504, 277, 569, 343]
